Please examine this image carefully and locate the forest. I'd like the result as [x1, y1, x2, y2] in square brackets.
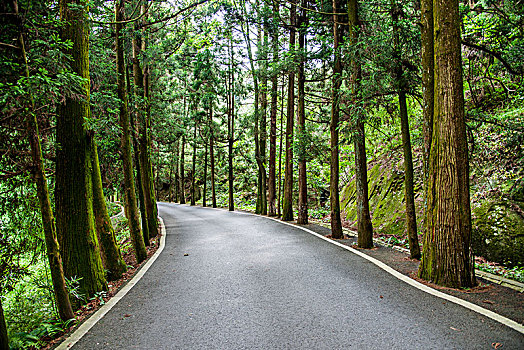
[0, 0, 523, 348]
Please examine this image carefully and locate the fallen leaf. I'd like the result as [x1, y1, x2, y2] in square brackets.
[482, 300, 495, 305]
[379, 295, 384, 299]
[123, 314, 131, 318]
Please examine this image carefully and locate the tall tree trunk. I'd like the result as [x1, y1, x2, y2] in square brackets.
[259, 12, 269, 215]
[142, 64, 158, 237]
[282, 0, 296, 222]
[140, 18, 158, 237]
[348, 0, 373, 248]
[421, 0, 434, 243]
[179, 135, 186, 204]
[227, 34, 234, 211]
[418, 0, 475, 288]
[116, 0, 147, 263]
[297, 1, 308, 225]
[90, 139, 127, 279]
[203, 141, 208, 207]
[391, 1, 420, 259]
[56, 0, 107, 298]
[267, 1, 279, 217]
[16, 1, 74, 318]
[0, 299, 7, 350]
[190, 122, 197, 206]
[131, 18, 150, 245]
[277, 79, 285, 217]
[330, 0, 343, 238]
[174, 139, 180, 202]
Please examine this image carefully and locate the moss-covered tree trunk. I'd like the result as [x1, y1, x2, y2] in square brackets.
[267, 1, 279, 217]
[0, 299, 7, 350]
[330, 0, 344, 238]
[116, 0, 147, 263]
[348, 0, 373, 248]
[417, 0, 476, 288]
[179, 135, 186, 204]
[56, 0, 107, 298]
[16, 1, 75, 319]
[282, 0, 296, 222]
[90, 139, 127, 279]
[297, 2, 308, 225]
[391, 1, 420, 259]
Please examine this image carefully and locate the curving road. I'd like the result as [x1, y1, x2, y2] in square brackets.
[72, 203, 524, 349]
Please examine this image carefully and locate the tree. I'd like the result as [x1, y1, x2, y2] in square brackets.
[115, 0, 147, 264]
[391, 1, 420, 259]
[0, 299, 7, 350]
[418, 0, 476, 288]
[330, 0, 344, 238]
[296, 0, 308, 225]
[348, 0, 373, 249]
[13, 0, 75, 319]
[267, 1, 279, 217]
[282, 0, 297, 222]
[56, 0, 107, 298]
[91, 140, 127, 279]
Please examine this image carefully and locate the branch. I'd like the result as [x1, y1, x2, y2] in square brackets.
[140, 0, 210, 28]
[462, 39, 523, 75]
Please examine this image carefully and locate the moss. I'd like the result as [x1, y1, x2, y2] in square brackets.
[472, 199, 524, 267]
[341, 156, 424, 238]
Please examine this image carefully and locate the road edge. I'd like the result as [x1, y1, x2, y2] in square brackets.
[267, 216, 524, 334]
[55, 217, 167, 349]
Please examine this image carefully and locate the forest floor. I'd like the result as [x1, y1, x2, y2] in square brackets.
[42, 233, 162, 350]
[299, 222, 524, 325]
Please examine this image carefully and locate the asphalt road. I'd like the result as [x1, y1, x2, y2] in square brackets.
[72, 203, 524, 349]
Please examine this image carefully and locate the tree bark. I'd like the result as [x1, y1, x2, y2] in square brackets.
[282, 0, 296, 222]
[179, 135, 186, 204]
[297, 1, 308, 225]
[277, 79, 285, 217]
[174, 139, 180, 202]
[132, 6, 158, 238]
[348, 0, 373, 248]
[267, 1, 279, 217]
[56, 0, 107, 299]
[417, 0, 476, 288]
[131, 18, 150, 246]
[391, 1, 420, 259]
[142, 64, 158, 237]
[330, 0, 343, 238]
[203, 128, 208, 207]
[90, 139, 127, 279]
[227, 35, 234, 211]
[17, 0, 74, 318]
[190, 121, 197, 206]
[0, 299, 7, 350]
[116, 0, 147, 263]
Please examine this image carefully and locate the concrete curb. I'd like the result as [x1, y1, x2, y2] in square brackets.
[310, 219, 524, 293]
[56, 217, 166, 349]
[109, 202, 125, 221]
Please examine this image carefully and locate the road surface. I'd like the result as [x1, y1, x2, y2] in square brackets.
[72, 203, 524, 349]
